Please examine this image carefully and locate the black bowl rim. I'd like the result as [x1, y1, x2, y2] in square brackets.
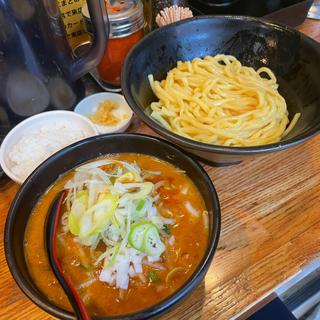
[121, 15, 320, 155]
[4, 133, 221, 320]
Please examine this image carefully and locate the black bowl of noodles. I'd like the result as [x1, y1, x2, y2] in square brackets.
[121, 15, 320, 165]
[5, 133, 221, 320]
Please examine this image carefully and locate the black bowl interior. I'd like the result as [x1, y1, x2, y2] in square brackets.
[5, 133, 221, 320]
[122, 16, 320, 153]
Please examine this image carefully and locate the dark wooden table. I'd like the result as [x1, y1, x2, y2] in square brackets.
[0, 18, 319, 320]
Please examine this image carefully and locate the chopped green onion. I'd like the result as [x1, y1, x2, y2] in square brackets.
[165, 267, 187, 284]
[147, 271, 159, 283]
[68, 190, 88, 235]
[109, 176, 116, 184]
[136, 199, 145, 211]
[162, 224, 171, 235]
[78, 193, 118, 239]
[131, 199, 147, 218]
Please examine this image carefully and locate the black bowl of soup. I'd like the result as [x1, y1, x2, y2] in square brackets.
[5, 133, 221, 319]
[121, 16, 320, 165]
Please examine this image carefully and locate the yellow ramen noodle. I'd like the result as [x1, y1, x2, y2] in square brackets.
[148, 54, 300, 147]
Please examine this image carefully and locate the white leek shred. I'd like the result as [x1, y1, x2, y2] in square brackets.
[154, 180, 165, 190]
[76, 278, 97, 290]
[184, 201, 200, 217]
[99, 248, 146, 290]
[144, 261, 165, 270]
[63, 158, 177, 290]
[202, 210, 209, 229]
[147, 255, 161, 263]
[95, 249, 111, 266]
[168, 235, 175, 246]
[76, 159, 142, 181]
[61, 211, 69, 233]
[142, 169, 161, 176]
[181, 186, 189, 195]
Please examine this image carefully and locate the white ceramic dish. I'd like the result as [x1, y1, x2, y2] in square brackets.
[0, 111, 98, 184]
[74, 92, 133, 134]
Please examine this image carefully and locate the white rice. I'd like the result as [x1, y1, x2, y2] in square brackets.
[9, 120, 91, 180]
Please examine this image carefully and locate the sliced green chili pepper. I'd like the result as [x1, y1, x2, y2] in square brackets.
[128, 222, 153, 251]
[128, 222, 165, 257]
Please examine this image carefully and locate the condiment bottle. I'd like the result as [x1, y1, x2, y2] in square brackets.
[98, 0, 145, 87]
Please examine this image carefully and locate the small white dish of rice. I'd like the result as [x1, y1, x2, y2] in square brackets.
[0, 110, 98, 184]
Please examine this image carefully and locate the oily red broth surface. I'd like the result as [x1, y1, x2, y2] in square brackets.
[24, 154, 209, 316]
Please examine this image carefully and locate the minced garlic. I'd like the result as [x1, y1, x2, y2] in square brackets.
[89, 100, 120, 126]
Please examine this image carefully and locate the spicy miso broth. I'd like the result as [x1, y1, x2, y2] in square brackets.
[24, 154, 209, 316]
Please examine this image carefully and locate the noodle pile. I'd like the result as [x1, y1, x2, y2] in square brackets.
[148, 54, 300, 147]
